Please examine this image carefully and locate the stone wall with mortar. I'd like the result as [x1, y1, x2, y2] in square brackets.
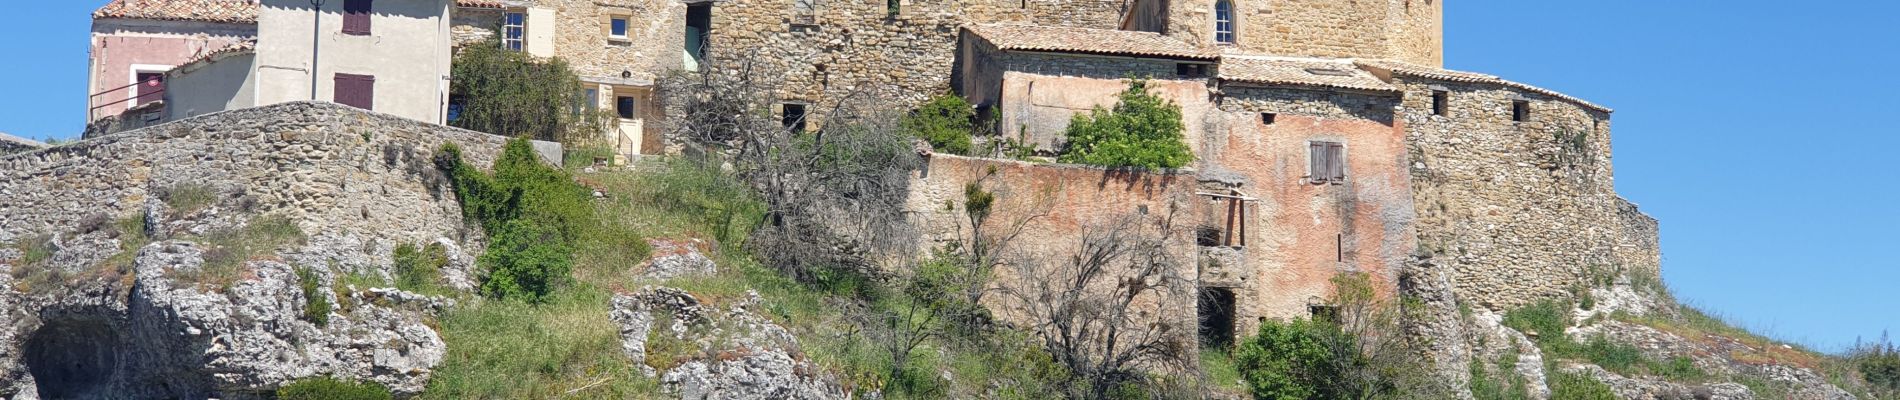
[963, 45, 1215, 152]
[704, 0, 1127, 127]
[1390, 75, 1654, 310]
[1155, 0, 1442, 66]
[0, 101, 513, 271]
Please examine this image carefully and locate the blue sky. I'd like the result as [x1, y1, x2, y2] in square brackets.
[2, 2, 1895, 352]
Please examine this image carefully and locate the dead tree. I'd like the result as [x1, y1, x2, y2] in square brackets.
[1000, 204, 1194, 398]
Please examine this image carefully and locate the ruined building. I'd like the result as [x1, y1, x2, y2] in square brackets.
[83, 0, 1658, 350]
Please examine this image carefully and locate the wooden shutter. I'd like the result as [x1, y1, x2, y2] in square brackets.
[1309, 142, 1326, 184]
[1327, 142, 1345, 184]
[334, 73, 375, 110]
[343, 0, 372, 35]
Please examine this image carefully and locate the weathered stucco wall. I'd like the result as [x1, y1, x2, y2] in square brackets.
[982, 49, 1213, 152]
[0, 102, 510, 270]
[1198, 85, 1413, 334]
[905, 154, 1201, 356]
[88, 19, 256, 120]
[165, 53, 258, 120]
[1391, 74, 1652, 310]
[255, 0, 453, 124]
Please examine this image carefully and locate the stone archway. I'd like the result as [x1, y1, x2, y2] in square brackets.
[22, 316, 123, 399]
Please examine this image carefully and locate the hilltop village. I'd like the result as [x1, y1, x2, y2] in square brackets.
[1, 0, 1888, 399]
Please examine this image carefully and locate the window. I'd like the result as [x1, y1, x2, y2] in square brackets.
[1260, 113, 1276, 125]
[1198, 287, 1237, 348]
[1213, 0, 1235, 44]
[887, 0, 900, 17]
[334, 73, 375, 110]
[685, 3, 712, 67]
[1176, 63, 1207, 78]
[1431, 90, 1448, 116]
[503, 12, 526, 51]
[1512, 99, 1530, 122]
[1308, 141, 1345, 184]
[134, 72, 166, 106]
[609, 17, 629, 39]
[343, 0, 372, 35]
[1308, 304, 1340, 324]
[782, 103, 807, 133]
[616, 95, 636, 119]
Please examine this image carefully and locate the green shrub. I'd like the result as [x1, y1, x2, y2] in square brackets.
[296, 266, 331, 326]
[1547, 370, 1616, 400]
[1852, 334, 1900, 395]
[901, 93, 977, 155]
[13, 235, 53, 266]
[393, 242, 449, 292]
[1502, 300, 1571, 347]
[277, 376, 392, 400]
[1234, 318, 1334, 400]
[179, 215, 306, 289]
[1057, 79, 1194, 169]
[160, 184, 218, 215]
[437, 139, 594, 303]
[450, 39, 608, 143]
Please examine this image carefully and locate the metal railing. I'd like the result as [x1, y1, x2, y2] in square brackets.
[88, 77, 166, 121]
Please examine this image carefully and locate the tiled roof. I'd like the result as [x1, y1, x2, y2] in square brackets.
[93, 0, 259, 24]
[1218, 56, 1397, 93]
[455, 0, 505, 9]
[965, 24, 1217, 61]
[1355, 59, 1611, 113]
[175, 40, 256, 72]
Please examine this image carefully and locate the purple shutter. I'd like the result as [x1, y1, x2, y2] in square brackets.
[334, 73, 375, 110]
[343, 0, 372, 35]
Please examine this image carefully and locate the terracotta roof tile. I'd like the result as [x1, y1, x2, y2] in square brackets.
[455, 0, 505, 9]
[1356, 59, 1611, 113]
[93, 0, 260, 24]
[1218, 56, 1397, 93]
[965, 24, 1217, 61]
[174, 40, 256, 72]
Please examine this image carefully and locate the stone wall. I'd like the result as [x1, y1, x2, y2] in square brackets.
[969, 47, 1213, 152]
[0, 102, 511, 265]
[1392, 75, 1652, 310]
[1156, 0, 1441, 66]
[0, 134, 41, 155]
[705, 0, 1127, 126]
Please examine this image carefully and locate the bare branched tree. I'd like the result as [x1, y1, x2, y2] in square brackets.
[1001, 204, 1195, 398]
[659, 63, 921, 281]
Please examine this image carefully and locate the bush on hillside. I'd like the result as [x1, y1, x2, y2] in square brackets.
[450, 39, 608, 143]
[296, 266, 330, 327]
[901, 93, 978, 155]
[436, 139, 594, 303]
[1852, 333, 1900, 396]
[1057, 79, 1194, 169]
[1232, 274, 1443, 400]
[277, 377, 393, 400]
[1234, 318, 1335, 400]
[393, 242, 450, 292]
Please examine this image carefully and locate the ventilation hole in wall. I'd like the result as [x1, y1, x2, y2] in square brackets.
[1260, 113, 1276, 125]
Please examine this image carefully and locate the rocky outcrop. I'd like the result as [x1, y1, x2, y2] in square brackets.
[611, 245, 849, 400]
[0, 102, 522, 398]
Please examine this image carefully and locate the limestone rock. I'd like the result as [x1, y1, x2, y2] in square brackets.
[612, 286, 847, 400]
[636, 238, 717, 281]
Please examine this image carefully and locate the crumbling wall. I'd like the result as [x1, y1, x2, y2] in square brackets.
[1392, 75, 1654, 310]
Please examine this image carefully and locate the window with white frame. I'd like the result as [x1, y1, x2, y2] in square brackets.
[609, 16, 630, 40]
[1214, 0, 1235, 44]
[503, 12, 526, 51]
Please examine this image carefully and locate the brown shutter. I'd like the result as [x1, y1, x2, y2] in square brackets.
[343, 0, 372, 35]
[335, 73, 375, 110]
[1309, 142, 1325, 184]
[1328, 142, 1345, 183]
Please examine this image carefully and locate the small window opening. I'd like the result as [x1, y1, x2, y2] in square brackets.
[1260, 113, 1276, 125]
[1431, 90, 1448, 116]
[1196, 226, 1223, 247]
[685, 3, 712, 63]
[610, 17, 630, 39]
[792, 0, 817, 26]
[342, 0, 372, 35]
[1198, 287, 1237, 348]
[615, 96, 636, 119]
[1308, 141, 1345, 184]
[1308, 304, 1340, 324]
[1176, 63, 1207, 78]
[1512, 99, 1529, 122]
[782, 103, 808, 133]
[887, 0, 900, 17]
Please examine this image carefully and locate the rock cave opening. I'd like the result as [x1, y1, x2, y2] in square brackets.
[22, 316, 123, 399]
